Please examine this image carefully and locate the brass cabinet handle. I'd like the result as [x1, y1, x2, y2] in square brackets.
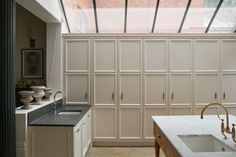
[223, 92, 226, 100]
[215, 92, 217, 100]
[121, 93, 123, 100]
[162, 93, 165, 100]
[85, 93, 88, 99]
[112, 93, 114, 100]
[171, 93, 174, 100]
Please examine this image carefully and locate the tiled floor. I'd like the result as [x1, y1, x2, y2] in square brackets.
[86, 147, 165, 157]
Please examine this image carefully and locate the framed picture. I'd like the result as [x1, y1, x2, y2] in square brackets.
[21, 49, 44, 79]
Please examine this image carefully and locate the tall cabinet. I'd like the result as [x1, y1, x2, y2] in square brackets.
[63, 36, 236, 145]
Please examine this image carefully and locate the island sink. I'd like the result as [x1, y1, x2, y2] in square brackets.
[178, 134, 236, 152]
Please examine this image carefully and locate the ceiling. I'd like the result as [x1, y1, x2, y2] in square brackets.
[61, 0, 236, 33]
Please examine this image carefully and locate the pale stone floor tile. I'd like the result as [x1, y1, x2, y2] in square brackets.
[86, 147, 165, 157]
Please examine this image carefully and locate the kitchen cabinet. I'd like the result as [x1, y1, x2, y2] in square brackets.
[94, 40, 116, 72]
[169, 40, 192, 71]
[94, 74, 116, 105]
[81, 110, 91, 157]
[144, 40, 166, 72]
[65, 40, 90, 72]
[74, 123, 82, 157]
[195, 74, 218, 105]
[93, 107, 117, 139]
[119, 40, 142, 72]
[119, 74, 142, 105]
[194, 40, 219, 72]
[66, 74, 90, 104]
[119, 107, 142, 139]
[169, 74, 192, 106]
[28, 109, 91, 157]
[63, 36, 236, 146]
[221, 74, 236, 105]
[221, 40, 236, 71]
[144, 74, 166, 105]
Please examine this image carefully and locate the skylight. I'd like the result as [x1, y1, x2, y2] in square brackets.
[62, 0, 236, 33]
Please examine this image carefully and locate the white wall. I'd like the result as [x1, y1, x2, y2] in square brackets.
[16, 0, 67, 27]
[16, 4, 46, 85]
[46, 23, 63, 92]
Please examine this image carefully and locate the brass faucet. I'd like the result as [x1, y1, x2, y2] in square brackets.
[200, 103, 236, 142]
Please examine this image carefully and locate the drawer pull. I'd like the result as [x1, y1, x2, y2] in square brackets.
[162, 93, 165, 100]
[112, 93, 114, 100]
[223, 92, 226, 100]
[121, 93, 123, 100]
[171, 93, 174, 100]
[76, 128, 80, 133]
[85, 93, 88, 99]
[215, 92, 217, 100]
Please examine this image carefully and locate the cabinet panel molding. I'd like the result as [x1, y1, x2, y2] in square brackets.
[94, 74, 116, 105]
[65, 39, 90, 72]
[169, 40, 192, 72]
[119, 107, 142, 139]
[65, 74, 90, 104]
[119, 40, 142, 72]
[94, 40, 117, 72]
[144, 40, 167, 72]
[93, 107, 117, 139]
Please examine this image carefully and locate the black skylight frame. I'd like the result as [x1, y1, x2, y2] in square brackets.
[62, 0, 236, 33]
[60, 0, 71, 33]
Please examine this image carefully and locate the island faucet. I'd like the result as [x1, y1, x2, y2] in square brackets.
[200, 103, 236, 143]
[53, 90, 66, 114]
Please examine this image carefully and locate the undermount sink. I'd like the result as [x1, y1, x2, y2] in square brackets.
[178, 134, 236, 152]
[58, 110, 82, 115]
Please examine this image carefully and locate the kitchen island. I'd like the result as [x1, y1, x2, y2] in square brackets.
[153, 115, 236, 157]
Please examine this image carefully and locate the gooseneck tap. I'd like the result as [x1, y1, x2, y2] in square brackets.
[201, 103, 230, 134]
[53, 90, 66, 114]
[200, 103, 236, 143]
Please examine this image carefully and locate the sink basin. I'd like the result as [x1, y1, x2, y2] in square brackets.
[178, 134, 236, 152]
[58, 110, 81, 115]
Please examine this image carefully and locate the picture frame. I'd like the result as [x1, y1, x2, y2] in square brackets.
[21, 49, 44, 79]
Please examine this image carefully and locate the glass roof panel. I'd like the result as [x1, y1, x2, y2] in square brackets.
[126, 0, 156, 33]
[209, 0, 236, 33]
[63, 0, 96, 33]
[182, 0, 220, 33]
[96, 0, 124, 33]
[155, 0, 188, 33]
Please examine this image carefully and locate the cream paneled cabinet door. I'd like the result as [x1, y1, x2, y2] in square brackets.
[66, 74, 89, 104]
[93, 40, 117, 140]
[194, 40, 219, 113]
[65, 40, 90, 72]
[119, 40, 142, 139]
[221, 40, 236, 115]
[93, 74, 117, 139]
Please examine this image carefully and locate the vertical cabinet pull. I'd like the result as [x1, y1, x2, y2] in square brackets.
[85, 93, 88, 99]
[171, 93, 174, 100]
[121, 93, 123, 100]
[223, 92, 226, 100]
[162, 93, 165, 100]
[76, 128, 80, 133]
[112, 93, 114, 100]
[215, 92, 217, 100]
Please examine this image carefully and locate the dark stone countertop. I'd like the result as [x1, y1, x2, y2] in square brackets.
[29, 105, 91, 126]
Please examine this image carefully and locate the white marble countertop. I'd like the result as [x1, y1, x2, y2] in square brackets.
[15, 97, 62, 114]
[152, 115, 236, 157]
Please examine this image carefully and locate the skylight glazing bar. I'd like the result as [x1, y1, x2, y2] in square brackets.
[124, 0, 128, 33]
[178, 0, 192, 33]
[205, 0, 224, 33]
[60, 0, 71, 33]
[151, 0, 160, 33]
[92, 0, 99, 33]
